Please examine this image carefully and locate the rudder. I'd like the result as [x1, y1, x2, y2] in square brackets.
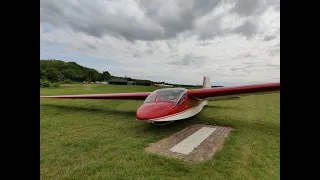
[202, 76, 211, 88]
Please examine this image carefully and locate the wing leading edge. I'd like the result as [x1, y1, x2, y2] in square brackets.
[40, 83, 280, 100]
[40, 92, 151, 100]
[187, 82, 280, 100]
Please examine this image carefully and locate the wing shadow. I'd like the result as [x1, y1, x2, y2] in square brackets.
[42, 104, 279, 137]
[204, 105, 240, 110]
[41, 104, 137, 118]
[139, 111, 279, 137]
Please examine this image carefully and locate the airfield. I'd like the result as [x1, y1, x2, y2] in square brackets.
[40, 84, 280, 180]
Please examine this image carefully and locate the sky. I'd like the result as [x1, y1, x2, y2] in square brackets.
[40, 0, 280, 86]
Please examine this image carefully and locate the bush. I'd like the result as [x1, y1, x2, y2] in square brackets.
[60, 79, 74, 84]
[40, 79, 52, 88]
[52, 82, 60, 87]
[40, 79, 60, 88]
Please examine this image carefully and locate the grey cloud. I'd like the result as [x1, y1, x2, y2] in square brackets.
[244, 64, 253, 69]
[267, 49, 280, 57]
[232, 52, 256, 60]
[166, 41, 176, 51]
[244, 62, 256, 65]
[230, 67, 240, 71]
[138, 0, 222, 39]
[197, 15, 259, 40]
[266, 63, 279, 68]
[41, 0, 163, 41]
[40, 0, 272, 41]
[197, 15, 225, 40]
[264, 35, 277, 41]
[265, 0, 280, 11]
[199, 41, 212, 46]
[133, 53, 140, 58]
[170, 53, 205, 66]
[84, 43, 97, 50]
[242, 53, 254, 58]
[231, 0, 264, 16]
[232, 21, 257, 38]
[145, 49, 154, 55]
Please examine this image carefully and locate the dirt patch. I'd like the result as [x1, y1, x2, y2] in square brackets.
[61, 84, 73, 87]
[83, 84, 98, 88]
[145, 124, 232, 163]
[83, 84, 98, 90]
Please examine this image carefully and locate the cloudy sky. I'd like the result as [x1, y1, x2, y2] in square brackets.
[40, 0, 280, 86]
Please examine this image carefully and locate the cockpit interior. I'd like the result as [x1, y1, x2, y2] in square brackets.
[144, 88, 187, 105]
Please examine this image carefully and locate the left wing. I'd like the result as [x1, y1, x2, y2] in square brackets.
[40, 92, 151, 100]
[187, 82, 280, 100]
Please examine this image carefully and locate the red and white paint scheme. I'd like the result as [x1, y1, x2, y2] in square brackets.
[40, 77, 280, 126]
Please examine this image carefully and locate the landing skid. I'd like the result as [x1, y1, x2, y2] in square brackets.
[149, 121, 175, 126]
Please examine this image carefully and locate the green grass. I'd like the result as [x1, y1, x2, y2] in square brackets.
[40, 84, 280, 180]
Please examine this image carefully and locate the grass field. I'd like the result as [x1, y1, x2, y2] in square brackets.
[40, 84, 280, 180]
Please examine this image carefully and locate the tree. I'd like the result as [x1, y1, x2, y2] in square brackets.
[40, 60, 116, 83]
[126, 77, 133, 81]
[45, 68, 61, 82]
[40, 69, 45, 79]
[101, 71, 112, 81]
[85, 69, 100, 82]
[61, 69, 77, 80]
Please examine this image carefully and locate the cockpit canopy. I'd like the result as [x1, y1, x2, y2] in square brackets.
[144, 88, 187, 105]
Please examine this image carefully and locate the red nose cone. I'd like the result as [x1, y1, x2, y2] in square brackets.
[136, 102, 175, 120]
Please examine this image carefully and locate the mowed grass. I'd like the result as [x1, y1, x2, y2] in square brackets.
[40, 84, 280, 180]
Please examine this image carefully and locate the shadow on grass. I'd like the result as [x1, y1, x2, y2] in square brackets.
[42, 104, 279, 137]
[204, 105, 241, 110]
[41, 104, 137, 118]
[138, 105, 243, 133]
[139, 112, 279, 137]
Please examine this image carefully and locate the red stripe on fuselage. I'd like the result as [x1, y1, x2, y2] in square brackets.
[144, 100, 205, 121]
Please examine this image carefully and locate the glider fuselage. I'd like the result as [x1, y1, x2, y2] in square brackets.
[136, 88, 207, 123]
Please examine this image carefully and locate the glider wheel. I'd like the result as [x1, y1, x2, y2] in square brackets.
[150, 121, 175, 126]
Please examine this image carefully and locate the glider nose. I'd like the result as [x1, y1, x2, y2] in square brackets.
[136, 102, 175, 120]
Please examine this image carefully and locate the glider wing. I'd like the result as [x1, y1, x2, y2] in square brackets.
[40, 92, 151, 100]
[187, 82, 280, 100]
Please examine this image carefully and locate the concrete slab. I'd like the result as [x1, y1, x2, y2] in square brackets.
[145, 124, 232, 163]
[169, 127, 216, 155]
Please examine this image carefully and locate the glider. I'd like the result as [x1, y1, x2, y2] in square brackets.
[40, 77, 280, 126]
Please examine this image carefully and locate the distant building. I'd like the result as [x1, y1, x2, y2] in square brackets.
[135, 80, 152, 86]
[108, 78, 128, 85]
[127, 81, 136, 85]
[107, 78, 152, 86]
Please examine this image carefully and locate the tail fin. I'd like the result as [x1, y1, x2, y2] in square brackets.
[202, 76, 211, 88]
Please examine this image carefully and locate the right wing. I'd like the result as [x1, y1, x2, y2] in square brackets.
[40, 92, 151, 100]
[188, 82, 280, 100]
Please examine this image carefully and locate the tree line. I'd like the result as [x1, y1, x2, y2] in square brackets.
[40, 59, 112, 83]
[40, 59, 202, 88]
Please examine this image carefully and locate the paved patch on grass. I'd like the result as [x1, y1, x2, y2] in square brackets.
[146, 124, 232, 163]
